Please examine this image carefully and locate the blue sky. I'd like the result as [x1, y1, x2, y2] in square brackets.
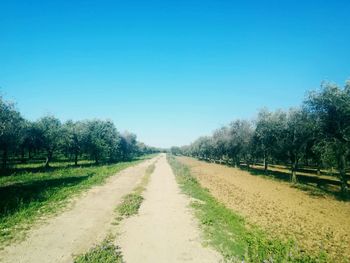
[1, 0, 350, 148]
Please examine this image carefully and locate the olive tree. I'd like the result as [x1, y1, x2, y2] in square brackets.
[211, 127, 230, 162]
[82, 120, 121, 164]
[0, 97, 24, 168]
[280, 109, 314, 182]
[20, 121, 43, 160]
[253, 109, 286, 173]
[119, 132, 138, 161]
[306, 81, 350, 194]
[35, 116, 62, 168]
[62, 120, 85, 166]
[227, 120, 254, 167]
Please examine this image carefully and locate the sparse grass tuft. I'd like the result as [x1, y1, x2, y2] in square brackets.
[74, 237, 123, 263]
[117, 193, 144, 217]
[167, 154, 328, 263]
[115, 162, 155, 219]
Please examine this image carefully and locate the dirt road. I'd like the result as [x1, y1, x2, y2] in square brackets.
[118, 154, 221, 263]
[0, 158, 155, 263]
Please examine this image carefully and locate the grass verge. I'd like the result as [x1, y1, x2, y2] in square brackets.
[167, 154, 328, 263]
[0, 156, 152, 247]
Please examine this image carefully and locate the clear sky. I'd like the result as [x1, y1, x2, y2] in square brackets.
[1, 0, 350, 148]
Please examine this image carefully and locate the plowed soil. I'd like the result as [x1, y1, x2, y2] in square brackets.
[178, 157, 350, 262]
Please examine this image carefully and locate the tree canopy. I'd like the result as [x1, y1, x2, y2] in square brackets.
[175, 81, 350, 194]
[0, 97, 158, 169]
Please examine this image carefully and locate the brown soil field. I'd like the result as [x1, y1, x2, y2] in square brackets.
[177, 157, 350, 262]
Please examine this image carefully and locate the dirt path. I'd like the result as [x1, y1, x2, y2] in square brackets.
[0, 158, 155, 263]
[118, 154, 221, 263]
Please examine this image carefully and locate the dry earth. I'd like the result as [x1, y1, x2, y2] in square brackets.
[118, 154, 222, 263]
[0, 158, 155, 263]
[178, 157, 350, 262]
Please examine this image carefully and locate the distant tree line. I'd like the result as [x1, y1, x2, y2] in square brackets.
[0, 97, 159, 169]
[171, 81, 350, 194]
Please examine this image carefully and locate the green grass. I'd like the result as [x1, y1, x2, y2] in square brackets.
[167, 154, 328, 263]
[116, 163, 155, 219]
[74, 236, 123, 263]
[116, 193, 144, 217]
[0, 156, 152, 247]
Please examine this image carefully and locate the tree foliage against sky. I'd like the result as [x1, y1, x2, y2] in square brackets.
[173, 81, 350, 194]
[0, 98, 158, 169]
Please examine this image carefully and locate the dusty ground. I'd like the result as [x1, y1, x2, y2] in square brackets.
[178, 157, 350, 261]
[118, 154, 222, 263]
[0, 158, 155, 263]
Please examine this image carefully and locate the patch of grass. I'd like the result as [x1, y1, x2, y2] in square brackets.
[116, 163, 155, 219]
[134, 163, 155, 194]
[117, 193, 144, 217]
[74, 236, 123, 263]
[167, 154, 328, 263]
[0, 157, 151, 247]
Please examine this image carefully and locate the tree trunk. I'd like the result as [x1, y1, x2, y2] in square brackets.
[74, 153, 78, 166]
[21, 148, 26, 163]
[291, 167, 297, 183]
[291, 157, 298, 183]
[45, 151, 52, 168]
[2, 147, 8, 169]
[263, 152, 268, 174]
[339, 154, 348, 195]
[28, 148, 32, 159]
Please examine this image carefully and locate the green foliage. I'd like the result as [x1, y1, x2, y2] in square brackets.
[74, 237, 123, 263]
[0, 97, 24, 168]
[306, 81, 350, 193]
[119, 131, 138, 161]
[0, 94, 159, 170]
[35, 116, 62, 167]
[82, 120, 121, 164]
[62, 120, 85, 165]
[167, 155, 328, 263]
[253, 109, 288, 167]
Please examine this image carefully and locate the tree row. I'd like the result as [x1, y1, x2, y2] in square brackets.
[171, 81, 350, 194]
[0, 97, 158, 169]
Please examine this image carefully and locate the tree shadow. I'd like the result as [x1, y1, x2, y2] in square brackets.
[0, 174, 93, 218]
[0, 157, 142, 177]
[239, 165, 350, 201]
[0, 162, 101, 177]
